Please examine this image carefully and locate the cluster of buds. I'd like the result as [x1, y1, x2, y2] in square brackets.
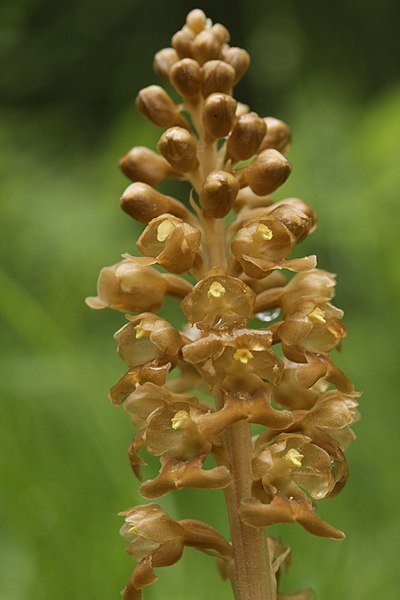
[87, 9, 359, 600]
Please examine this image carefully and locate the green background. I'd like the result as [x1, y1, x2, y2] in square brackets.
[1, 1, 399, 598]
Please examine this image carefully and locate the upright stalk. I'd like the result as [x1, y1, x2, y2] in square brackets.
[223, 420, 276, 600]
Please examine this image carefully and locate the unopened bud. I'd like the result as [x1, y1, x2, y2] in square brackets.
[153, 48, 179, 81]
[200, 170, 240, 218]
[136, 85, 187, 129]
[221, 46, 250, 84]
[158, 127, 199, 173]
[186, 9, 206, 34]
[119, 146, 172, 186]
[202, 93, 237, 140]
[170, 58, 202, 99]
[226, 112, 267, 162]
[202, 60, 235, 98]
[211, 24, 230, 45]
[172, 29, 194, 59]
[120, 182, 193, 224]
[243, 149, 292, 196]
[259, 117, 292, 153]
[192, 30, 221, 65]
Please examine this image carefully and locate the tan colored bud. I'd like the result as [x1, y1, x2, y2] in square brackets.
[158, 127, 199, 173]
[136, 85, 187, 129]
[137, 214, 201, 274]
[172, 28, 194, 59]
[211, 24, 230, 45]
[202, 60, 235, 98]
[200, 170, 240, 218]
[119, 146, 172, 186]
[259, 117, 292, 153]
[221, 46, 250, 84]
[242, 149, 292, 196]
[192, 30, 221, 65]
[186, 9, 206, 34]
[269, 200, 314, 243]
[120, 182, 194, 224]
[85, 260, 168, 313]
[226, 112, 267, 162]
[170, 58, 202, 99]
[202, 93, 237, 140]
[153, 48, 179, 81]
[236, 102, 250, 117]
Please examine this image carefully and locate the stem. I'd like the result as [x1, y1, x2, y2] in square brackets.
[222, 420, 277, 600]
[186, 99, 276, 599]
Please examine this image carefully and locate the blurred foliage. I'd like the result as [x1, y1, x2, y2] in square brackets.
[1, 1, 400, 599]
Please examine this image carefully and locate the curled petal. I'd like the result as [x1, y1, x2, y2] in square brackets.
[240, 494, 344, 539]
[140, 455, 232, 498]
[197, 387, 293, 438]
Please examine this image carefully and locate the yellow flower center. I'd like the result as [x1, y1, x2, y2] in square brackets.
[127, 524, 136, 534]
[284, 448, 304, 468]
[171, 410, 190, 430]
[157, 219, 175, 242]
[255, 223, 273, 240]
[134, 324, 147, 339]
[233, 348, 254, 364]
[208, 281, 226, 298]
[309, 307, 326, 324]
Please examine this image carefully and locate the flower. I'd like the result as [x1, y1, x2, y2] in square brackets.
[181, 268, 256, 330]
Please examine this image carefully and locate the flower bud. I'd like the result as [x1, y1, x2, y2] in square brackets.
[158, 127, 199, 173]
[153, 48, 179, 81]
[85, 260, 168, 313]
[202, 93, 237, 140]
[137, 214, 201, 274]
[136, 85, 187, 129]
[259, 117, 292, 153]
[186, 9, 206, 34]
[269, 201, 314, 243]
[120, 182, 194, 224]
[211, 24, 230, 45]
[119, 146, 173, 186]
[172, 28, 195, 59]
[226, 112, 267, 162]
[170, 58, 202, 99]
[242, 149, 292, 196]
[221, 46, 250, 84]
[192, 30, 221, 65]
[202, 60, 235, 97]
[200, 170, 239, 218]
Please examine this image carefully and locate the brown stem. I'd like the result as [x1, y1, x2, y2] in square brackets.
[220, 418, 277, 600]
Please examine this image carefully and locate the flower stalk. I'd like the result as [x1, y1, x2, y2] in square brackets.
[87, 9, 359, 600]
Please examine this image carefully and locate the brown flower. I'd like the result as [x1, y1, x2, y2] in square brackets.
[85, 259, 168, 313]
[115, 313, 182, 370]
[241, 433, 345, 539]
[136, 213, 201, 274]
[232, 215, 317, 279]
[278, 297, 346, 354]
[181, 268, 256, 330]
[120, 503, 232, 599]
[183, 327, 283, 387]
